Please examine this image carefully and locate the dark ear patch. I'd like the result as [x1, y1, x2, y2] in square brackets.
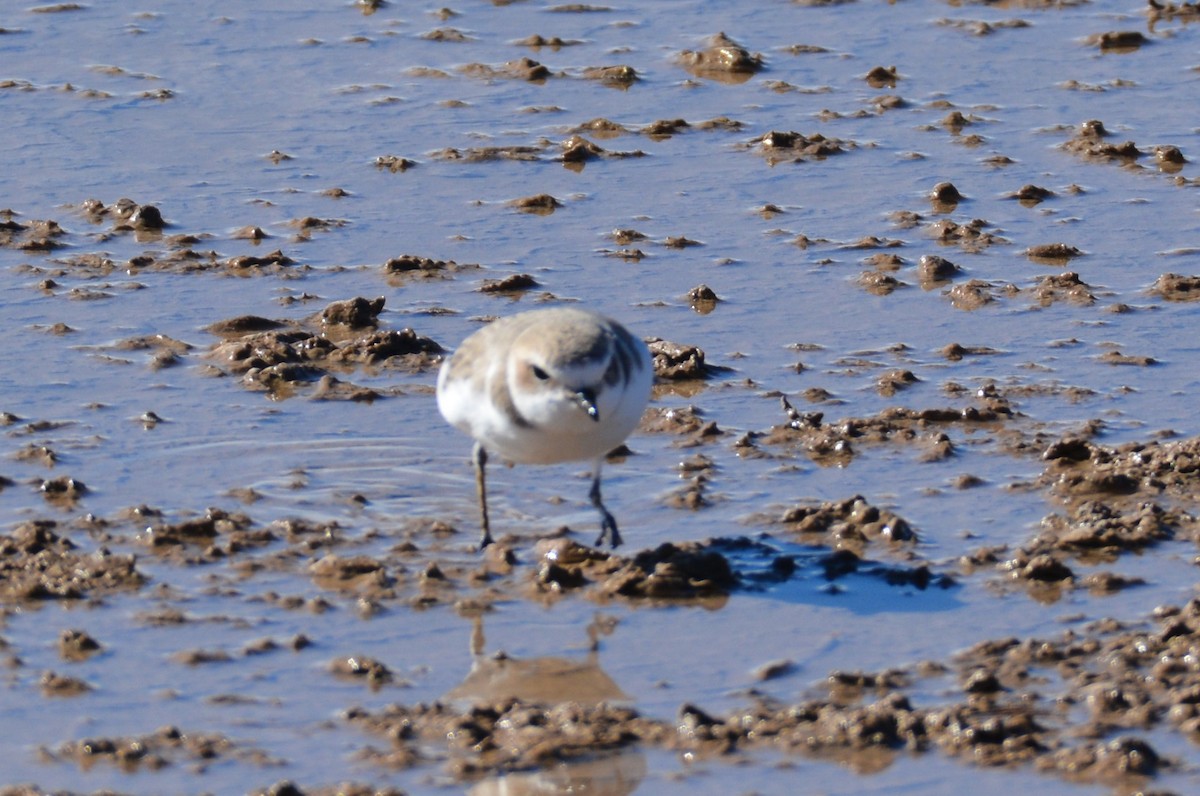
[605, 326, 641, 387]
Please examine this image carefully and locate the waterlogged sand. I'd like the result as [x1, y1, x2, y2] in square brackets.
[3, 1, 1200, 794]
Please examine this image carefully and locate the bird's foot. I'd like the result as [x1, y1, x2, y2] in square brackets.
[594, 517, 622, 549]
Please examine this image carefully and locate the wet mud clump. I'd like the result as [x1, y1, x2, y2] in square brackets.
[432, 144, 545, 163]
[420, 27, 474, 43]
[460, 57, 553, 82]
[532, 538, 736, 599]
[374, 154, 416, 173]
[514, 34, 583, 49]
[646, 338, 715, 381]
[927, 217, 1008, 253]
[0, 520, 145, 601]
[772, 495, 917, 552]
[39, 670, 92, 697]
[981, 432, 1200, 599]
[1032, 498, 1175, 553]
[762, 394, 1010, 467]
[509, 193, 562, 214]
[347, 699, 654, 777]
[917, 254, 960, 284]
[479, 273, 540, 293]
[945, 279, 1003, 312]
[332, 655, 396, 689]
[928, 181, 963, 206]
[939, 598, 1200, 776]
[79, 197, 166, 232]
[25, 215, 303, 275]
[640, 405, 725, 446]
[754, 496, 954, 592]
[1151, 273, 1200, 301]
[319, 296, 384, 328]
[678, 32, 763, 81]
[1148, 0, 1200, 22]
[141, 508, 277, 563]
[557, 134, 645, 165]
[206, 296, 442, 398]
[0, 216, 69, 252]
[995, 501, 1176, 600]
[1086, 30, 1148, 51]
[344, 694, 931, 781]
[857, 269, 905, 296]
[39, 475, 87, 506]
[571, 117, 631, 138]
[864, 65, 899, 88]
[1040, 432, 1200, 503]
[1007, 184, 1055, 204]
[580, 65, 639, 88]
[58, 629, 103, 661]
[750, 129, 851, 164]
[309, 554, 395, 597]
[45, 725, 275, 773]
[382, 253, 479, 283]
[1032, 272, 1095, 307]
[1062, 120, 1142, 163]
[1025, 242, 1083, 264]
[686, 283, 720, 313]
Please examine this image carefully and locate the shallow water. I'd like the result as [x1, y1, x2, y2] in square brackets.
[3, 0, 1200, 793]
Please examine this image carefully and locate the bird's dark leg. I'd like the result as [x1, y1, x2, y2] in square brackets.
[473, 442, 493, 549]
[589, 463, 622, 548]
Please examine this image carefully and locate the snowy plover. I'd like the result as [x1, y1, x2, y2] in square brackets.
[437, 307, 653, 549]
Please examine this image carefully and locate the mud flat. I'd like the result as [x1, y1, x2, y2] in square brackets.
[2, 1, 1200, 794]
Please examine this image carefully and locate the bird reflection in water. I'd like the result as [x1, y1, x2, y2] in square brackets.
[447, 614, 647, 796]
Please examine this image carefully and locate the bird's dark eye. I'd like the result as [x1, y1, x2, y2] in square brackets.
[531, 365, 550, 381]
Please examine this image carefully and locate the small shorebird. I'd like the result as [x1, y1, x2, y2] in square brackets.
[437, 307, 653, 549]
